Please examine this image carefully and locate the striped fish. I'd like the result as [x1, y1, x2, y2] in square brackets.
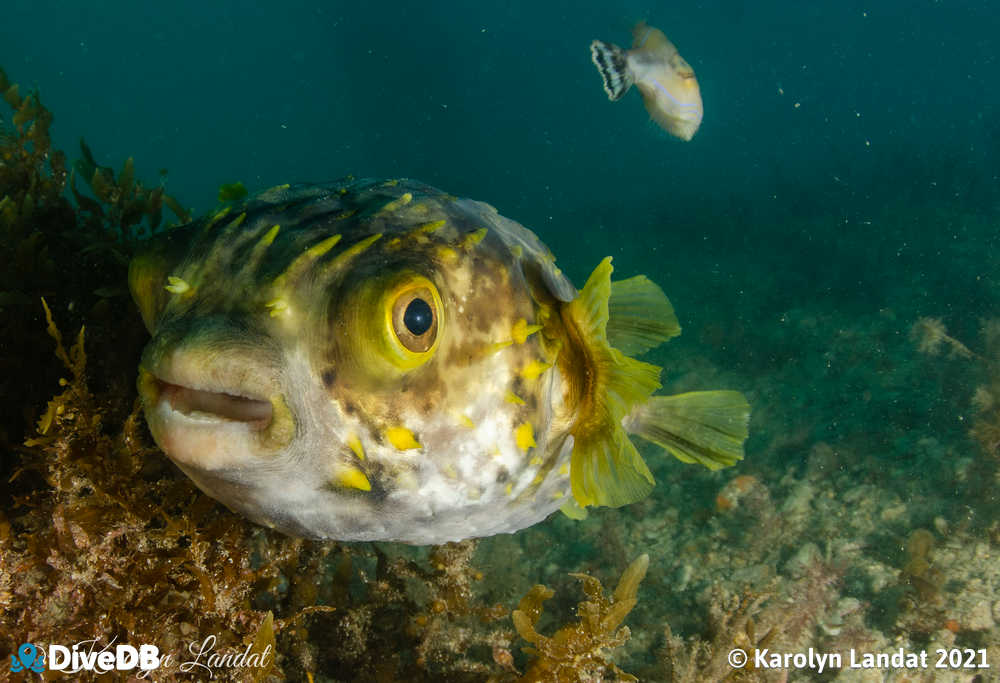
[591, 21, 704, 140]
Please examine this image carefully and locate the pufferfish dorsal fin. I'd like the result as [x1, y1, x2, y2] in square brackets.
[561, 257, 662, 508]
[607, 275, 681, 356]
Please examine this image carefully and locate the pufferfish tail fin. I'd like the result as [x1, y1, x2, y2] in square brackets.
[590, 40, 633, 101]
[563, 257, 662, 509]
[625, 391, 751, 470]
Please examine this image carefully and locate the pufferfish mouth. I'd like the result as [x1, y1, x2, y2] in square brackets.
[157, 380, 273, 427]
[138, 367, 274, 429]
[137, 356, 296, 470]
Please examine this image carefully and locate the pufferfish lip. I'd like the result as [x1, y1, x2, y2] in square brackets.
[139, 366, 273, 429]
[158, 380, 273, 427]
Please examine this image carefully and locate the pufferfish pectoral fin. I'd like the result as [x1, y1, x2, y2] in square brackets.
[607, 275, 681, 356]
[562, 257, 662, 509]
[571, 425, 656, 509]
[624, 391, 751, 470]
[560, 497, 588, 520]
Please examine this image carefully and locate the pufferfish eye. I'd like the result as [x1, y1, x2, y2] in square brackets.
[341, 273, 443, 375]
[403, 298, 433, 335]
[391, 286, 438, 353]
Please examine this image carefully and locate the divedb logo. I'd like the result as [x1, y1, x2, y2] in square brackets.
[9, 644, 44, 673]
[9, 637, 160, 675]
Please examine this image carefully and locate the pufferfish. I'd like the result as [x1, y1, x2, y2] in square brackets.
[590, 21, 704, 141]
[129, 178, 748, 544]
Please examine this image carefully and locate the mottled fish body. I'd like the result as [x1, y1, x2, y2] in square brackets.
[130, 179, 748, 544]
[591, 22, 704, 141]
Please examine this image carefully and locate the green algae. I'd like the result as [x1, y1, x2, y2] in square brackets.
[218, 180, 249, 202]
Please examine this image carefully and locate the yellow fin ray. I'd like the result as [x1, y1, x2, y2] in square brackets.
[625, 391, 750, 470]
[563, 257, 662, 508]
[607, 275, 680, 356]
[559, 497, 588, 520]
[570, 417, 655, 508]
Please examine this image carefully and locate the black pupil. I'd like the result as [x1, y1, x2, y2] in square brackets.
[403, 298, 433, 336]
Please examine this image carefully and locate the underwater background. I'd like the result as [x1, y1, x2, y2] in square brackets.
[2, 0, 999, 681]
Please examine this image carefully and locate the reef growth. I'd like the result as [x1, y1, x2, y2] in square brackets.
[512, 553, 649, 682]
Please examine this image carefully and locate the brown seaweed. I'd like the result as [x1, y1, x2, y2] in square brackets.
[512, 553, 649, 682]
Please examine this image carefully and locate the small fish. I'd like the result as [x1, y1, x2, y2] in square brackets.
[129, 179, 748, 544]
[590, 21, 704, 141]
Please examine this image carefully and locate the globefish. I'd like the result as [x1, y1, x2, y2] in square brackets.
[129, 179, 748, 544]
[591, 21, 704, 141]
